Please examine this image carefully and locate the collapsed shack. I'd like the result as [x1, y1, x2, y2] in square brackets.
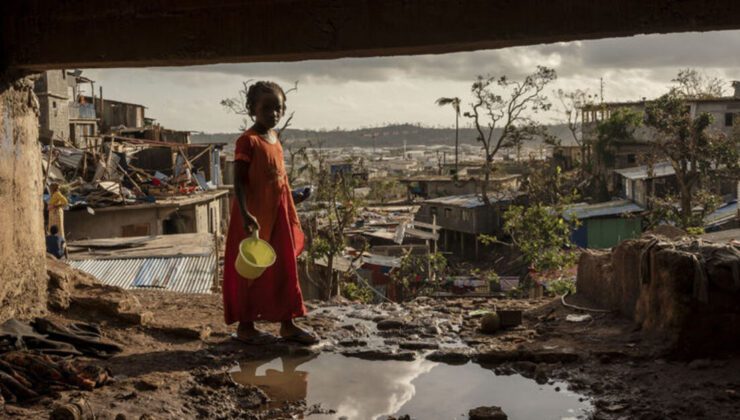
[42, 136, 229, 240]
[42, 135, 224, 214]
[578, 236, 740, 356]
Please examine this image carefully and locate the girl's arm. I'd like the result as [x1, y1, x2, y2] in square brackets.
[234, 160, 260, 235]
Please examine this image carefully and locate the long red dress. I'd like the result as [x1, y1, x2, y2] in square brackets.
[223, 130, 306, 324]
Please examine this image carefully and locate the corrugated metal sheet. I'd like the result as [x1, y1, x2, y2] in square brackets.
[564, 200, 644, 220]
[615, 162, 675, 180]
[424, 192, 519, 208]
[705, 200, 738, 227]
[586, 218, 643, 249]
[69, 255, 215, 294]
[56, 147, 85, 169]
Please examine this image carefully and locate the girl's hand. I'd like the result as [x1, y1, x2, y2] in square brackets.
[243, 213, 260, 236]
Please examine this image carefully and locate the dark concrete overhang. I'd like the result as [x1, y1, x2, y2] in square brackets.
[3, 0, 740, 70]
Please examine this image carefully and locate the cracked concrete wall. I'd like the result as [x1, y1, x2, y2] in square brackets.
[0, 75, 47, 321]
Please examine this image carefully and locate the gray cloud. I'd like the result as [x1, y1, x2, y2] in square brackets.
[148, 30, 740, 84]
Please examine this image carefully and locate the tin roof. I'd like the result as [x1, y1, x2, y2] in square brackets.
[423, 192, 520, 208]
[69, 255, 215, 294]
[705, 200, 738, 227]
[614, 162, 676, 181]
[564, 199, 644, 220]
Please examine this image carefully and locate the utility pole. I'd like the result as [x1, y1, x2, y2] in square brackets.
[600, 77, 605, 104]
[454, 104, 459, 175]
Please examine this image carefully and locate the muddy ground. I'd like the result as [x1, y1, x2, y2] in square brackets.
[4, 266, 740, 419]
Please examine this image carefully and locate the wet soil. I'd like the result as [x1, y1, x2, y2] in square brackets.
[4, 289, 740, 419]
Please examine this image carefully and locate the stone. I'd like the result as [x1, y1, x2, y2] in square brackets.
[338, 339, 368, 347]
[341, 349, 416, 361]
[534, 364, 549, 385]
[150, 324, 212, 341]
[480, 313, 501, 334]
[398, 340, 439, 350]
[425, 350, 470, 365]
[50, 398, 94, 420]
[376, 318, 405, 330]
[497, 310, 522, 328]
[510, 361, 537, 377]
[469, 406, 507, 420]
[135, 378, 163, 391]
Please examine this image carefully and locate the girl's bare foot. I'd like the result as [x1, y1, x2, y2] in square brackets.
[235, 321, 276, 344]
[280, 319, 318, 345]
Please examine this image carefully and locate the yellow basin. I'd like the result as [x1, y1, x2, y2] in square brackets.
[235, 231, 276, 281]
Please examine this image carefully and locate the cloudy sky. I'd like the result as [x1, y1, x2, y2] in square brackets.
[82, 30, 740, 133]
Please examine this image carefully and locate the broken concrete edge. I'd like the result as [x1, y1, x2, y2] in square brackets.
[577, 237, 740, 356]
[0, 72, 47, 324]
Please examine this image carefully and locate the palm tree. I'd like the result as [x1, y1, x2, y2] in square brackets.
[435, 97, 461, 174]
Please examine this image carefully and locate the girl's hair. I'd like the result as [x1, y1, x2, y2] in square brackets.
[246, 81, 287, 117]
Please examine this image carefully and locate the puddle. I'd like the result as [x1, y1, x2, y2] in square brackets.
[231, 353, 591, 419]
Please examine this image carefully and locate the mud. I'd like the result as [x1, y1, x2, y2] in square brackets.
[3, 264, 740, 419]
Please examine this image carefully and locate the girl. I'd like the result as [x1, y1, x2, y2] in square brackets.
[223, 81, 317, 345]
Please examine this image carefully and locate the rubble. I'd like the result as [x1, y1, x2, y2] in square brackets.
[42, 139, 221, 211]
[469, 406, 508, 420]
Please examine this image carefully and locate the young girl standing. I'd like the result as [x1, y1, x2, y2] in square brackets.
[223, 81, 317, 345]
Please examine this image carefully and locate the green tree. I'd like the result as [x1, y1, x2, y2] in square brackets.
[501, 165, 580, 272]
[390, 251, 447, 300]
[463, 66, 557, 206]
[644, 91, 739, 229]
[367, 178, 404, 204]
[303, 146, 363, 299]
[593, 107, 643, 200]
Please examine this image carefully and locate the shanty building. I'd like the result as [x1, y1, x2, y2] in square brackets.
[34, 70, 71, 144]
[64, 189, 229, 241]
[581, 82, 740, 176]
[414, 192, 523, 259]
[614, 162, 678, 207]
[564, 199, 645, 249]
[34, 70, 100, 146]
[401, 174, 520, 200]
[86, 96, 146, 133]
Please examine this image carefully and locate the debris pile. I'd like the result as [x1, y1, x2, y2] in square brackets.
[0, 318, 121, 404]
[42, 137, 221, 209]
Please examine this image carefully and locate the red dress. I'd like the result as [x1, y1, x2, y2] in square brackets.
[223, 130, 306, 324]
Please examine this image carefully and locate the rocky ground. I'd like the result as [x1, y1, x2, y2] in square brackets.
[4, 260, 740, 419]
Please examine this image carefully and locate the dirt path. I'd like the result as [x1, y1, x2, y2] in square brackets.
[4, 279, 740, 419]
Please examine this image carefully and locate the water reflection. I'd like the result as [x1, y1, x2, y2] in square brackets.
[232, 353, 317, 402]
[231, 353, 591, 420]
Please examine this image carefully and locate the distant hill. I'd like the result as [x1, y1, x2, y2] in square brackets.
[192, 123, 577, 148]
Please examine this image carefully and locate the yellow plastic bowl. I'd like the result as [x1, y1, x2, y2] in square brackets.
[235, 231, 276, 280]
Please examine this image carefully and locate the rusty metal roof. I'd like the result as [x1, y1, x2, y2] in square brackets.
[69, 255, 215, 294]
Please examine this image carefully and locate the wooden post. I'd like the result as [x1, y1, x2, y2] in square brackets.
[431, 214, 438, 254]
[475, 236, 479, 260]
[460, 231, 464, 256]
[212, 228, 220, 292]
